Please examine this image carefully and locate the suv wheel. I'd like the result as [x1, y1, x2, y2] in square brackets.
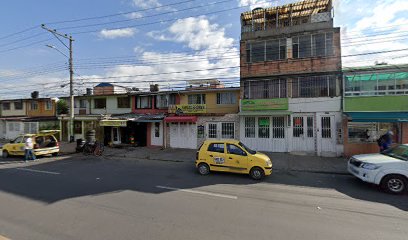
[381, 174, 407, 194]
[2, 150, 9, 158]
[197, 163, 210, 175]
[250, 167, 265, 180]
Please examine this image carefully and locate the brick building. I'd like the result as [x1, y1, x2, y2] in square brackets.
[239, 0, 343, 156]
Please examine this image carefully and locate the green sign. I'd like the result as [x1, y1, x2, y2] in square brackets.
[259, 118, 270, 126]
[345, 95, 408, 112]
[241, 98, 288, 111]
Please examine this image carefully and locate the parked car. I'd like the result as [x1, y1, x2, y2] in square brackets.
[195, 139, 272, 180]
[348, 144, 408, 194]
[2, 130, 60, 158]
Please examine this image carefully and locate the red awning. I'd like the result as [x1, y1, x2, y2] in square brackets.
[164, 116, 197, 123]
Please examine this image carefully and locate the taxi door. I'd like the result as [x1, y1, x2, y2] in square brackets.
[226, 143, 249, 173]
[9, 136, 25, 156]
[206, 143, 228, 172]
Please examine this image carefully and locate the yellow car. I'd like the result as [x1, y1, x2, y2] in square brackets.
[195, 139, 272, 180]
[2, 130, 60, 158]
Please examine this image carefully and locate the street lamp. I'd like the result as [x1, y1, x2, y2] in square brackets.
[42, 24, 75, 143]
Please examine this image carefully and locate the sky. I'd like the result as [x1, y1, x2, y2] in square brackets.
[0, 0, 407, 99]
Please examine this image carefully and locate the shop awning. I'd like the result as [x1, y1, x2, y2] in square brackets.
[345, 112, 408, 122]
[100, 119, 128, 127]
[164, 116, 198, 123]
[134, 115, 164, 123]
[238, 111, 292, 116]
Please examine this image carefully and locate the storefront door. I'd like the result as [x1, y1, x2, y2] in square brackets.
[112, 127, 121, 144]
[318, 115, 336, 156]
[292, 115, 315, 153]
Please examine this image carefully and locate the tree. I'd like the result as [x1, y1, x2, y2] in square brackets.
[57, 99, 69, 115]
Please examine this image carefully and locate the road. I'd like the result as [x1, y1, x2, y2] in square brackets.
[0, 154, 406, 240]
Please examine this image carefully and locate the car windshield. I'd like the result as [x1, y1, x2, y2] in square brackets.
[238, 142, 256, 155]
[382, 145, 408, 161]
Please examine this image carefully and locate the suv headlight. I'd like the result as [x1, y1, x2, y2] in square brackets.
[360, 163, 380, 170]
[266, 159, 272, 167]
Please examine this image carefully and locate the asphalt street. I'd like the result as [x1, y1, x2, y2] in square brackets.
[0, 154, 407, 240]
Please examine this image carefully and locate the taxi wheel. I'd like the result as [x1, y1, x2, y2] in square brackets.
[197, 163, 210, 175]
[250, 167, 265, 180]
[52, 152, 59, 157]
[381, 174, 407, 194]
[2, 150, 9, 158]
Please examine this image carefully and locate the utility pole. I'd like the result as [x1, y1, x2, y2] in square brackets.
[42, 24, 75, 142]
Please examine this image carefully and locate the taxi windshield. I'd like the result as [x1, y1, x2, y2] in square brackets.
[239, 142, 256, 155]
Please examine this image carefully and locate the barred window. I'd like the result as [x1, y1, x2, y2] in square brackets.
[221, 123, 235, 139]
[217, 92, 236, 104]
[258, 117, 270, 138]
[293, 32, 334, 59]
[272, 117, 285, 138]
[188, 94, 205, 104]
[243, 79, 287, 99]
[244, 117, 256, 138]
[94, 98, 106, 109]
[292, 75, 337, 98]
[117, 97, 130, 108]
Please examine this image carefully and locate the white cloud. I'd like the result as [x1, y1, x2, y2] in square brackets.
[126, 12, 143, 19]
[132, 0, 161, 9]
[99, 28, 137, 39]
[148, 16, 235, 50]
[238, 0, 274, 10]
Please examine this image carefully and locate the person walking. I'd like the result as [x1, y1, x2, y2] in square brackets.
[377, 131, 394, 152]
[24, 136, 36, 162]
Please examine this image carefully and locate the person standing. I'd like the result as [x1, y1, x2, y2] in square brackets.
[24, 137, 36, 162]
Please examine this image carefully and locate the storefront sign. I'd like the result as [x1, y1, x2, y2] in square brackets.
[169, 104, 206, 114]
[241, 99, 288, 111]
[259, 119, 270, 126]
[99, 120, 127, 127]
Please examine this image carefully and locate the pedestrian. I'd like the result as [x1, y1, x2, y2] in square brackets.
[24, 136, 36, 162]
[377, 131, 394, 152]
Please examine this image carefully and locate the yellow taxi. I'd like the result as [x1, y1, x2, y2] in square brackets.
[195, 139, 272, 180]
[2, 130, 60, 158]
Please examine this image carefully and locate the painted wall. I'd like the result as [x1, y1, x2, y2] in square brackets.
[90, 96, 131, 115]
[27, 100, 56, 117]
[178, 90, 240, 114]
[289, 97, 341, 112]
[1, 101, 26, 117]
[345, 95, 408, 112]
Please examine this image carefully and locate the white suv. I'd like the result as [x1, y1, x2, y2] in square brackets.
[348, 144, 408, 194]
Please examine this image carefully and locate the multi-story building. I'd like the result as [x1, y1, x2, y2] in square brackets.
[165, 84, 240, 149]
[0, 96, 58, 140]
[239, 0, 343, 156]
[343, 64, 408, 157]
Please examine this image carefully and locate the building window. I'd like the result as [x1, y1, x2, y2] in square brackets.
[117, 97, 130, 108]
[258, 117, 270, 138]
[188, 94, 205, 104]
[156, 95, 169, 109]
[348, 122, 398, 143]
[14, 101, 23, 110]
[307, 117, 314, 137]
[79, 99, 87, 108]
[292, 32, 334, 59]
[24, 122, 37, 134]
[293, 117, 304, 137]
[45, 100, 52, 110]
[292, 75, 337, 98]
[169, 94, 176, 105]
[2, 102, 10, 110]
[321, 117, 332, 138]
[251, 41, 265, 62]
[94, 98, 106, 109]
[221, 123, 235, 139]
[266, 39, 286, 61]
[74, 121, 82, 134]
[208, 123, 217, 138]
[246, 43, 251, 62]
[136, 96, 151, 109]
[8, 122, 20, 132]
[31, 101, 38, 110]
[244, 117, 256, 138]
[217, 92, 236, 104]
[244, 78, 287, 99]
[345, 72, 408, 96]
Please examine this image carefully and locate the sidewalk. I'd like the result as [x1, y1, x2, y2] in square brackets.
[59, 143, 348, 174]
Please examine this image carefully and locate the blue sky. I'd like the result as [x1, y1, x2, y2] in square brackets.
[0, 0, 407, 99]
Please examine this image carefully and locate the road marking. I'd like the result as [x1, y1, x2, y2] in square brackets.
[16, 168, 61, 175]
[156, 185, 238, 199]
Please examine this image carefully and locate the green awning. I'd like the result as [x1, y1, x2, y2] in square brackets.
[345, 72, 408, 82]
[239, 111, 292, 116]
[345, 112, 408, 122]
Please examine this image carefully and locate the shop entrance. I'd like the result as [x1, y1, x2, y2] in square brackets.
[130, 122, 147, 146]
